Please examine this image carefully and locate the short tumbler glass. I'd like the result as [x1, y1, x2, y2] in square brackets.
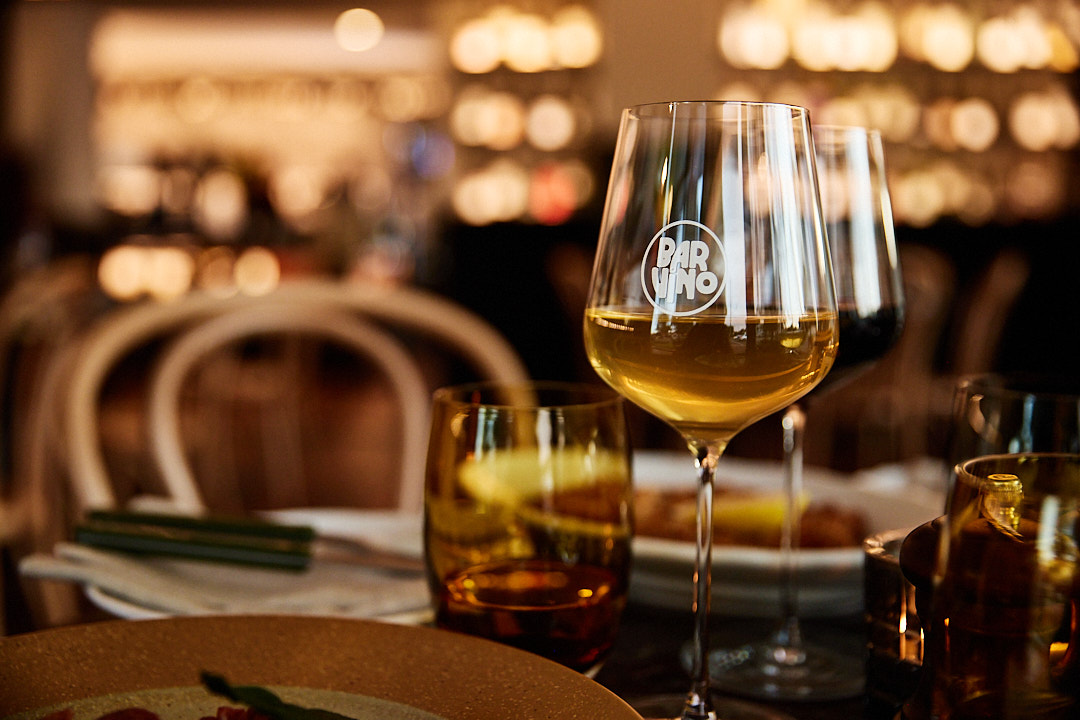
[422, 381, 633, 676]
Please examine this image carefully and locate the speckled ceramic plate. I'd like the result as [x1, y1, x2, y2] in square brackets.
[0, 616, 641, 720]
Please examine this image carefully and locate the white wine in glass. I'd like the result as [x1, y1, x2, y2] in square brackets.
[583, 101, 839, 720]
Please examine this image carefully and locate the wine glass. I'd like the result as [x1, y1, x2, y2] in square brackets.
[708, 125, 905, 700]
[583, 101, 838, 720]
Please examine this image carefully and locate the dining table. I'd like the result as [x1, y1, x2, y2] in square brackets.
[6, 594, 881, 720]
[594, 603, 877, 720]
[5, 452, 934, 719]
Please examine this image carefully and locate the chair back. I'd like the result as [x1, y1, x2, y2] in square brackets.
[147, 301, 430, 513]
[63, 280, 530, 515]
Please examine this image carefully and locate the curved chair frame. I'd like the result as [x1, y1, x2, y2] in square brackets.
[147, 302, 431, 514]
[64, 281, 530, 513]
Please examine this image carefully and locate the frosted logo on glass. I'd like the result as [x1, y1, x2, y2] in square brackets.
[639, 220, 725, 316]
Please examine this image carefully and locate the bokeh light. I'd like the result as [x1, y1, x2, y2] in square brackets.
[550, 6, 603, 69]
[922, 4, 974, 72]
[525, 95, 576, 151]
[193, 167, 249, 240]
[234, 246, 281, 296]
[97, 164, 161, 217]
[950, 97, 999, 152]
[334, 8, 384, 53]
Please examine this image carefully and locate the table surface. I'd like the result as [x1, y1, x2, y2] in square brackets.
[6, 587, 900, 719]
[595, 603, 894, 720]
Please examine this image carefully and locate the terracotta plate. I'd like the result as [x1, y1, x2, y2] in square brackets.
[0, 616, 641, 720]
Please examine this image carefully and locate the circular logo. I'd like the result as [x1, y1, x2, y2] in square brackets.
[639, 220, 726, 316]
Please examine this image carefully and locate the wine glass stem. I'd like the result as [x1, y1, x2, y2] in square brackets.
[685, 445, 719, 720]
[773, 404, 806, 658]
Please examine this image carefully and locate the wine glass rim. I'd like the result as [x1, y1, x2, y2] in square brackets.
[813, 123, 882, 140]
[433, 380, 624, 411]
[626, 99, 810, 117]
[955, 451, 1080, 480]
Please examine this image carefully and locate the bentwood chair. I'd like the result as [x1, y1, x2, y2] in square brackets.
[60, 280, 531, 516]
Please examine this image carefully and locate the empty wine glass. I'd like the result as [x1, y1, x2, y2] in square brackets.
[708, 125, 904, 701]
[583, 101, 838, 720]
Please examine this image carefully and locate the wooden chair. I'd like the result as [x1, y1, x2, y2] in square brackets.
[146, 301, 429, 513]
[61, 280, 531, 515]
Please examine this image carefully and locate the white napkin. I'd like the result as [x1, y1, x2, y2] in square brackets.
[20, 542, 432, 623]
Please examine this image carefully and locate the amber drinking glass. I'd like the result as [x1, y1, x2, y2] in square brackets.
[422, 381, 632, 677]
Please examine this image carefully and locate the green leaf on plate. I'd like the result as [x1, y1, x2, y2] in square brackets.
[201, 672, 359, 720]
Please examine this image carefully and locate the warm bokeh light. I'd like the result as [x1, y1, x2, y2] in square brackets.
[856, 83, 920, 143]
[193, 167, 249, 240]
[721, 3, 789, 70]
[334, 8, 385, 53]
[97, 164, 161, 217]
[891, 169, 947, 228]
[449, 5, 602, 74]
[450, 87, 526, 150]
[525, 95, 576, 151]
[234, 246, 281, 296]
[449, 18, 502, 74]
[98, 241, 196, 302]
[98, 243, 148, 301]
[1009, 93, 1055, 151]
[502, 13, 552, 73]
[950, 97, 999, 152]
[146, 246, 196, 300]
[452, 160, 530, 225]
[268, 165, 329, 225]
[922, 4, 973, 72]
[550, 6, 603, 69]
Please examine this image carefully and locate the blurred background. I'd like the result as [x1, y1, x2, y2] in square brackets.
[2, 0, 1080, 635]
[2, 0, 1079, 476]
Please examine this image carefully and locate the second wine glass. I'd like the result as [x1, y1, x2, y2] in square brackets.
[708, 124, 905, 700]
[584, 101, 839, 720]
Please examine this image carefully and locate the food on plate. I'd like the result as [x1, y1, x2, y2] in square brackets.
[36, 708, 265, 720]
[19, 676, 437, 720]
[633, 485, 867, 548]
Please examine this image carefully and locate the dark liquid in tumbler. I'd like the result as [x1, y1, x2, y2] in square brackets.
[436, 559, 625, 673]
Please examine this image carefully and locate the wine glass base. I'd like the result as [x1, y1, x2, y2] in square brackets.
[628, 693, 797, 720]
[705, 641, 865, 701]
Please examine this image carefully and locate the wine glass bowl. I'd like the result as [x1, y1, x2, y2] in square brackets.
[422, 381, 633, 677]
[584, 101, 838, 720]
[814, 125, 904, 390]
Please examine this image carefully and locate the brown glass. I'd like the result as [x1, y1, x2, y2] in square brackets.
[422, 381, 632, 676]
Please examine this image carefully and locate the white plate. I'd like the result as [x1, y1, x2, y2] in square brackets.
[630, 451, 944, 617]
[84, 509, 430, 623]
[82, 457, 944, 621]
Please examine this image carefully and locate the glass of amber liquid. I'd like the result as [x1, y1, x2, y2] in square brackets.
[909, 453, 1080, 720]
[422, 381, 632, 676]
